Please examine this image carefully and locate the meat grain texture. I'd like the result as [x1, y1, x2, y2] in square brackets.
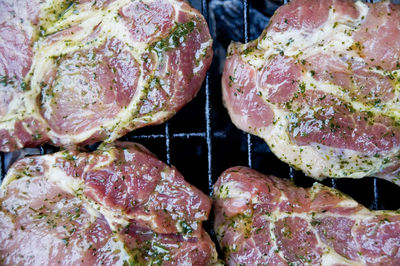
[0, 142, 218, 265]
[0, 0, 213, 152]
[222, 0, 400, 185]
[214, 167, 400, 265]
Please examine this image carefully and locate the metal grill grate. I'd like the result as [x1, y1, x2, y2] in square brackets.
[1, 0, 400, 217]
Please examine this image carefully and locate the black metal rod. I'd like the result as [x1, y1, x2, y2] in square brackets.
[289, 167, 294, 181]
[129, 132, 207, 139]
[373, 178, 379, 209]
[331, 178, 337, 189]
[39, 146, 46, 155]
[201, 0, 214, 195]
[165, 122, 171, 165]
[173, 132, 206, 138]
[129, 134, 165, 139]
[242, 0, 253, 168]
[205, 74, 214, 194]
[247, 135, 253, 168]
[243, 0, 250, 43]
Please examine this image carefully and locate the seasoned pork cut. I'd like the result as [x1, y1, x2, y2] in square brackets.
[0, 0, 213, 152]
[214, 167, 400, 265]
[0, 142, 218, 265]
[222, 0, 400, 184]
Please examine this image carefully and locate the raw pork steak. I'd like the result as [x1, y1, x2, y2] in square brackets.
[0, 0, 212, 152]
[214, 167, 400, 265]
[222, 0, 400, 184]
[0, 142, 218, 265]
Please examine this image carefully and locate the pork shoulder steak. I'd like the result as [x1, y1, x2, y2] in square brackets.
[0, 142, 218, 265]
[222, 0, 400, 184]
[214, 167, 400, 265]
[0, 0, 212, 152]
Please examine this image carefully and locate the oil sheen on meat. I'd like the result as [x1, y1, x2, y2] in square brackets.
[222, 0, 400, 184]
[0, 142, 218, 265]
[0, 0, 213, 152]
[214, 167, 400, 265]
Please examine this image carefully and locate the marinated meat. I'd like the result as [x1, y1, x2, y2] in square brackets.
[214, 167, 400, 265]
[222, 0, 400, 184]
[0, 142, 218, 265]
[0, 0, 213, 152]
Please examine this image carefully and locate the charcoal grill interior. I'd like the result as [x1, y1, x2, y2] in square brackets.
[1, 0, 400, 257]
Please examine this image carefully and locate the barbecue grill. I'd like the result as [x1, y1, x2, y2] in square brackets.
[1, 0, 400, 259]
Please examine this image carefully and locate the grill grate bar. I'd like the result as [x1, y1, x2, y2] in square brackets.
[247, 135, 253, 168]
[128, 134, 166, 139]
[165, 122, 171, 165]
[331, 179, 337, 189]
[205, 75, 214, 193]
[201, 0, 213, 194]
[127, 131, 232, 140]
[289, 167, 295, 181]
[373, 181, 379, 209]
[373, 178, 379, 209]
[173, 132, 205, 138]
[242, 0, 253, 168]
[39, 146, 46, 155]
[242, 0, 250, 43]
